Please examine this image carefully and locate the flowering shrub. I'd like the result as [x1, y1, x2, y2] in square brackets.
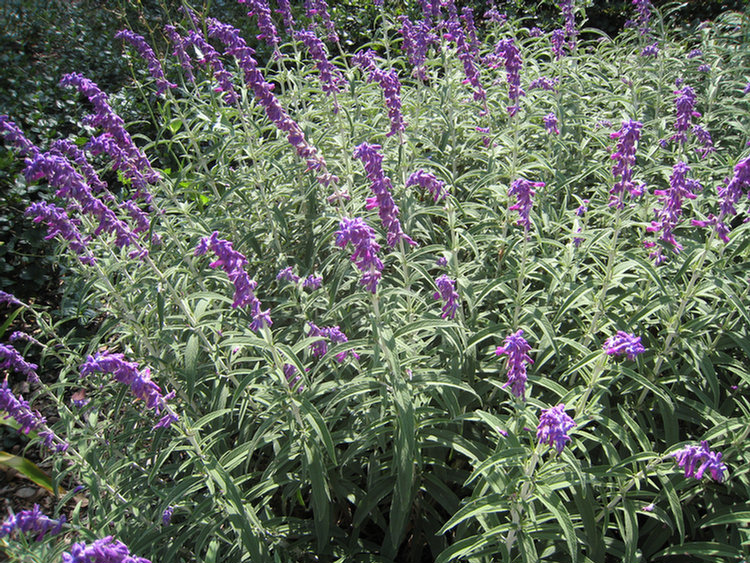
[1, 2, 750, 562]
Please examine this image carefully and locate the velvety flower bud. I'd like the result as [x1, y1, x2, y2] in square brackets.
[0, 115, 39, 157]
[603, 331, 645, 360]
[529, 76, 558, 91]
[162, 506, 174, 526]
[307, 323, 358, 362]
[537, 403, 576, 453]
[692, 125, 715, 158]
[550, 28, 566, 60]
[641, 42, 659, 57]
[295, 29, 347, 101]
[353, 50, 408, 137]
[487, 38, 523, 115]
[671, 441, 727, 482]
[283, 363, 304, 391]
[305, 0, 338, 43]
[239, 0, 281, 54]
[277, 266, 300, 283]
[25, 202, 95, 264]
[303, 275, 323, 290]
[0, 291, 23, 307]
[671, 86, 700, 144]
[558, 0, 578, 49]
[165, 25, 194, 83]
[632, 0, 653, 35]
[495, 330, 533, 399]
[275, 0, 296, 34]
[687, 48, 703, 59]
[397, 15, 437, 81]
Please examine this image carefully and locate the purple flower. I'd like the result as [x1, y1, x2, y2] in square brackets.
[632, 0, 653, 35]
[283, 363, 304, 391]
[436, 256, 448, 267]
[61, 536, 151, 563]
[537, 403, 576, 453]
[397, 16, 437, 81]
[60, 73, 161, 193]
[275, 0, 296, 34]
[433, 274, 460, 319]
[406, 169, 447, 202]
[80, 352, 177, 428]
[0, 505, 65, 541]
[671, 441, 727, 482]
[303, 275, 323, 290]
[558, 0, 578, 50]
[162, 506, 174, 526]
[576, 199, 589, 216]
[277, 266, 300, 283]
[0, 115, 39, 157]
[603, 331, 645, 360]
[495, 330, 533, 399]
[487, 38, 523, 115]
[550, 28, 566, 60]
[528, 26, 543, 37]
[307, 323, 358, 362]
[239, 0, 281, 55]
[0, 380, 67, 451]
[694, 156, 750, 242]
[184, 29, 239, 104]
[353, 143, 415, 248]
[335, 217, 384, 293]
[25, 202, 95, 264]
[207, 18, 335, 187]
[697, 64, 710, 73]
[0, 343, 39, 384]
[609, 119, 645, 207]
[305, 0, 338, 43]
[687, 48, 703, 59]
[352, 50, 408, 137]
[671, 86, 700, 144]
[115, 30, 176, 95]
[744, 82, 750, 95]
[0, 291, 23, 307]
[508, 178, 544, 229]
[544, 112, 560, 135]
[485, 7, 507, 25]
[645, 161, 701, 262]
[641, 42, 659, 57]
[165, 25, 194, 83]
[692, 125, 715, 158]
[295, 29, 347, 104]
[529, 76, 558, 91]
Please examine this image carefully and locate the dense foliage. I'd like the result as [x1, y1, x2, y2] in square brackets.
[1, 1, 750, 562]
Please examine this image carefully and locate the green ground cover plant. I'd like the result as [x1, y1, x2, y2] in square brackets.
[1, 1, 750, 561]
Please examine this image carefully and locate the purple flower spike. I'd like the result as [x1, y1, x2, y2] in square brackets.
[275, 0, 296, 34]
[0, 291, 23, 307]
[61, 536, 151, 563]
[305, 0, 338, 43]
[687, 48, 703, 59]
[335, 217, 384, 293]
[558, 0, 578, 50]
[353, 143, 415, 248]
[0, 115, 39, 157]
[641, 42, 659, 57]
[495, 329, 533, 399]
[406, 169, 447, 202]
[487, 38, 523, 115]
[283, 363, 304, 391]
[25, 202, 95, 264]
[544, 113, 560, 135]
[609, 119, 645, 207]
[115, 29, 176, 95]
[277, 266, 300, 283]
[165, 25, 195, 83]
[603, 331, 645, 360]
[0, 343, 39, 384]
[671, 86, 701, 144]
[295, 29, 347, 102]
[0, 380, 67, 451]
[645, 161, 701, 262]
[692, 125, 715, 158]
[162, 506, 174, 526]
[632, 0, 653, 35]
[0, 504, 65, 541]
[529, 76, 558, 91]
[550, 28, 566, 60]
[303, 275, 323, 290]
[671, 441, 727, 482]
[397, 16, 437, 81]
[80, 352, 178, 428]
[239, 0, 281, 54]
[508, 178, 544, 229]
[353, 50, 408, 137]
[433, 274, 460, 319]
[537, 403, 576, 453]
[307, 322, 358, 363]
